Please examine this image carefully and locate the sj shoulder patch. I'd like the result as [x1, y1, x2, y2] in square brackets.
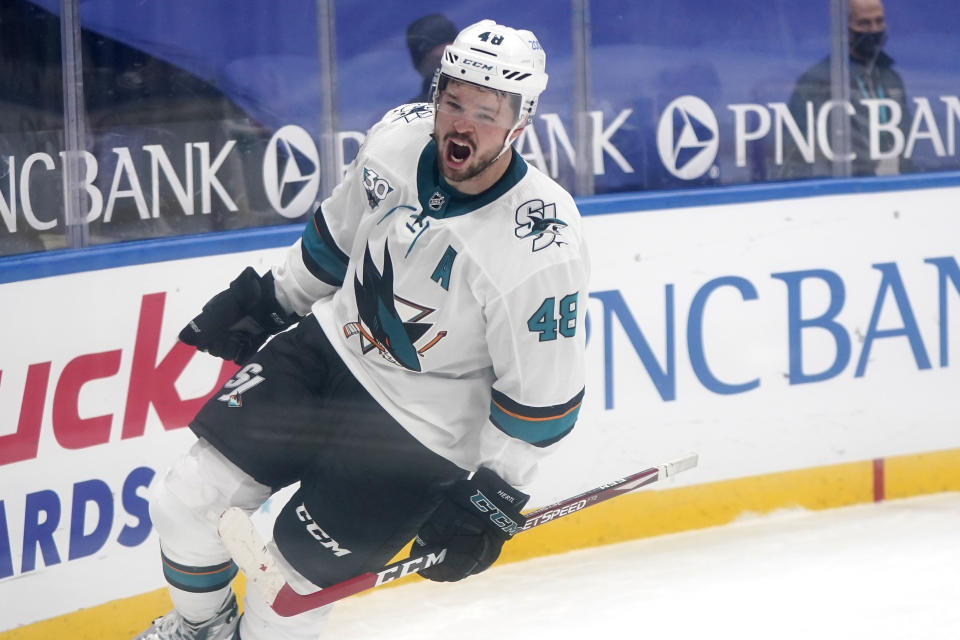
[515, 199, 568, 252]
[390, 103, 434, 123]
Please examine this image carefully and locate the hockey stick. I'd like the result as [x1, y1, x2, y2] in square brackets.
[219, 453, 698, 616]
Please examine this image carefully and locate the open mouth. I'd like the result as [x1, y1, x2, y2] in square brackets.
[445, 138, 473, 167]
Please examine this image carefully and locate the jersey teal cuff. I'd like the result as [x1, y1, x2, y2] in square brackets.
[489, 387, 584, 447]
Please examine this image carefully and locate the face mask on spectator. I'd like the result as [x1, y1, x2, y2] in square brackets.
[850, 28, 887, 60]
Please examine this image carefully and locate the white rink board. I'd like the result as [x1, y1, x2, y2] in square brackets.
[1, 185, 959, 628]
[533, 185, 960, 502]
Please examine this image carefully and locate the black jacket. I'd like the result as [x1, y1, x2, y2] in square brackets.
[780, 51, 912, 178]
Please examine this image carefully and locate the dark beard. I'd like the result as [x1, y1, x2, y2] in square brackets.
[441, 144, 499, 184]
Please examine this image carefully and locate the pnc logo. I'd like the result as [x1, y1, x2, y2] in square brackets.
[263, 125, 321, 219]
[657, 96, 719, 180]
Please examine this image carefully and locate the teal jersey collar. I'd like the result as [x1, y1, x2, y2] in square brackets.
[416, 138, 527, 219]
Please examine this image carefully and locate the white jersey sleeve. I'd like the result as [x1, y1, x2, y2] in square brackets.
[272, 116, 394, 315]
[477, 253, 589, 488]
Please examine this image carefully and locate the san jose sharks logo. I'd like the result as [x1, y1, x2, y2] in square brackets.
[343, 242, 447, 371]
[515, 199, 568, 252]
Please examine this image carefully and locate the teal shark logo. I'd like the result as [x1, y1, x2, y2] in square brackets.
[515, 199, 567, 252]
[350, 242, 437, 371]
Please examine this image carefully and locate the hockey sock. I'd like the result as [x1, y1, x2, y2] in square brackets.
[162, 551, 238, 622]
[169, 585, 234, 624]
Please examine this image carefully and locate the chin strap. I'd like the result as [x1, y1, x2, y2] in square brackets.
[493, 116, 527, 162]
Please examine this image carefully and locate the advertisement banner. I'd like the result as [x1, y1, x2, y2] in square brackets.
[2, 185, 959, 628]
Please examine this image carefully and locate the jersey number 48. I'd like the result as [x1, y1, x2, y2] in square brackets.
[527, 292, 578, 342]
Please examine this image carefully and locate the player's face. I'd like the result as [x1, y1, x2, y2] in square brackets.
[434, 80, 519, 192]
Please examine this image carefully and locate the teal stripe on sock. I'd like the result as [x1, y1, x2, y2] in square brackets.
[161, 554, 238, 593]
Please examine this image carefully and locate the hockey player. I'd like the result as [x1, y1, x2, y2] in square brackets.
[136, 19, 589, 640]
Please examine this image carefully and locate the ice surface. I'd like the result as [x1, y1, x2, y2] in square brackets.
[324, 492, 960, 640]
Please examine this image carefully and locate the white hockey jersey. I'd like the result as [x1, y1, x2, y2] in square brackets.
[272, 103, 590, 487]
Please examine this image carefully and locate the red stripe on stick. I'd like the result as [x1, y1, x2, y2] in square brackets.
[872, 458, 885, 502]
[274, 575, 378, 616]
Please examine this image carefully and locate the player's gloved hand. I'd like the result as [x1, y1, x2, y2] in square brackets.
[178, 266, 299, 364]
[412, 467, 529, 582]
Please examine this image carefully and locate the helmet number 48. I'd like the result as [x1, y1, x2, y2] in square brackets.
[477, 31, 504, 45]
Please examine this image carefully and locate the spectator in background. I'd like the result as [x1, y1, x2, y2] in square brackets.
[780, 0, 911, 178]
[405, 13, 457, 103]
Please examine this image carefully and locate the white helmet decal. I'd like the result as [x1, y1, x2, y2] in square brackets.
[436, 19, 549, 122]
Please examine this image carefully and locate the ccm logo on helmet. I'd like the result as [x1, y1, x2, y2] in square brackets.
[296, 503, 351, 557]
[460, 58, 495, 71]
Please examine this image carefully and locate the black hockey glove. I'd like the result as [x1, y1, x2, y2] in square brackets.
[412, 467, 529, 583]
[178, 266, 299, 364]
